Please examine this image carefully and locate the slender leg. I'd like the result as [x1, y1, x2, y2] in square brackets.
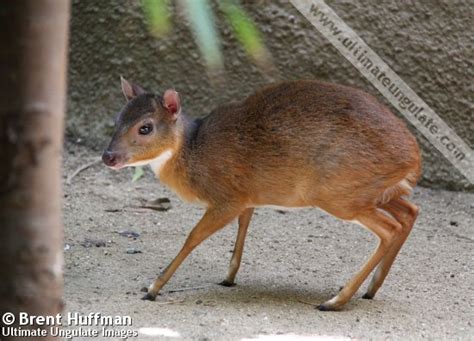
[363, 198, 419, 299]
[220, 208, 254, 286]
[318, 209, 401, 311]
[143, 206, 241, 300]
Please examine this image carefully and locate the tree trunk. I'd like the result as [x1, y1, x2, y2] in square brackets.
[0, 0, 70, 339]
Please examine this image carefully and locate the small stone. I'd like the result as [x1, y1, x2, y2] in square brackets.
[119, 231, 140, 238]
[140, 197, 172, 211]
[80, 238, 106, 248]
[126, 248, 142, 254]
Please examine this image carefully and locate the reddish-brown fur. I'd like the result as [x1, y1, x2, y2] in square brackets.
[103, 79, 421, 311]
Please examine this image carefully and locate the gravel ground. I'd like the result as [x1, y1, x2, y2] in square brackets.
[63, 143, 473, 341]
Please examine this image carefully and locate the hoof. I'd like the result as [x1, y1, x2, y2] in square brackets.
[316, 304, 336, 311]
[218, 280, 236, 287]
[362, 293, 374, 300]
[316, 300, 343, 311]
[141, 293, 156, 301]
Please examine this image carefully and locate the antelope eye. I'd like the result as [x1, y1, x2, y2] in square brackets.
[138, 124, 153, 135]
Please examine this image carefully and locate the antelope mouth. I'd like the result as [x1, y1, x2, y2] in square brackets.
[102, 150, 126, 169]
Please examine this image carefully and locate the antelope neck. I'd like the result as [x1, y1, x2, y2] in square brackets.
[161, 113, 203, 176]
[155, 113, 205, 204]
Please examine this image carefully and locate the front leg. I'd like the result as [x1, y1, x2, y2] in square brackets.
[220, 207, 254, 286]
[143, 206, 241, 300]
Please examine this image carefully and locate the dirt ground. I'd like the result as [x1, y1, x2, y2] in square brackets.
[63, 143, 473, 341]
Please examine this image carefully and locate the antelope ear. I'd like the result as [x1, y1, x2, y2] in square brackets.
[121, 76, 145, 101]
[162, 89, 181, 120]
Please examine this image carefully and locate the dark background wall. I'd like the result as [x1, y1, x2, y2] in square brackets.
[68, 0, 473, 190]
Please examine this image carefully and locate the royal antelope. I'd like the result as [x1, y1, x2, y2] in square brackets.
[102, 78, 421, 311]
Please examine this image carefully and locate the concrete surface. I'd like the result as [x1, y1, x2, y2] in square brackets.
[67, 0, 473, 190]
[63, 143, 473, 340]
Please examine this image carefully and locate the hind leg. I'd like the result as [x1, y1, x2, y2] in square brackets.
[363, 197, 419, 299]
[318, 208, 401, 311]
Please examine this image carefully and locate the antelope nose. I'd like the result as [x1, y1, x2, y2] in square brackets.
[102, 150, 118, 167]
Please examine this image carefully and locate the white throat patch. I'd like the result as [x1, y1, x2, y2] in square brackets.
[124, 149, 174, 175]
[149, 150, 174, 175]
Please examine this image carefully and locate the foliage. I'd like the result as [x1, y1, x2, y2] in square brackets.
[142, 0, 270, 72]
[132, 166, 145, 182]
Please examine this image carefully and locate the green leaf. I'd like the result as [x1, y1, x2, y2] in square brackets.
[142, 0, 171, 38]
[220, 0, 267, 62]
[132, 166, 145, 182]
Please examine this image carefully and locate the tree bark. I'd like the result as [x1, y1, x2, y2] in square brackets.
[0, 0, 70, 339]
